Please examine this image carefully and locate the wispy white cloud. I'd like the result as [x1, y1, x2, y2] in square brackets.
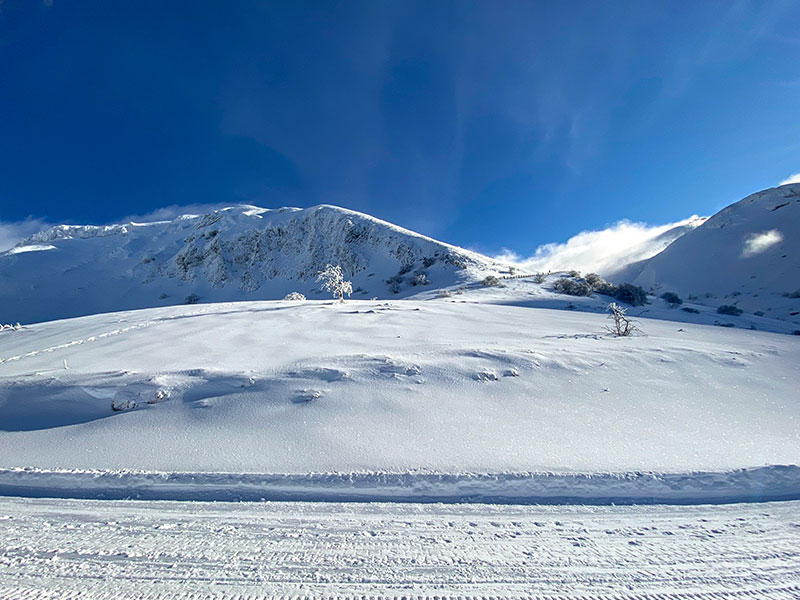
[0, 218, 54, 253]
[495, 216, 705, 277]
[779, 172, 800, 185]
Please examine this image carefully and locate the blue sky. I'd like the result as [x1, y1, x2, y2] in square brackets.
[1, 0, 799, 256]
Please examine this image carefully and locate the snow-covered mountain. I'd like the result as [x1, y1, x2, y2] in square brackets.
[0, 204, 510, 323]
[609, 183, 800, 325]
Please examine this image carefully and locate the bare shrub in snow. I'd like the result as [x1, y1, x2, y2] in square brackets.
[284, 292, 306, 301]
[437, 289, 452, 298]
[147, 389, 171, 404]
[552, 277, 592, 297]
[717, 304, 743, 316]
[606, 302, 639, 337]
[111, 390, 138, 412]
[184, 293, 200, 304]
[482, 275, 502, 287]
[317, 264, 353, 302]
[532, 272, 546, 284]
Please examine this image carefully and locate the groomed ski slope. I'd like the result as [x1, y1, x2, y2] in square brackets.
[1, 496, 798, 598]
[1, 298, 797, 503]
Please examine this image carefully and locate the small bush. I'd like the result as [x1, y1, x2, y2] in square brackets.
[184, 293, 200, 304]
[660, 291, 683, 306]
[532, 272, 546, 284]
[412, 272, 429, 286]
[596, 282, 648, 306]
[593, 281, 616, 296]
[792, 330, 800, 336]
[613, 283, 648, 306]
[437, 289, 452, 298]
[386, 274, 403, 294]
[482, 275, 502, 287]
[783, 289, 800, 299]
[584, 273, 605, 289]
[567, 270, 580, 278]
[754, 310, 765, 316]
[552, 277, 592, 297]
[681, 307, 700, 314]
[284, 292, 306, 301]
[717, 304, 743, 316]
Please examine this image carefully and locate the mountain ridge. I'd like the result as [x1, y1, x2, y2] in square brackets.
[1, 204, 512, 324]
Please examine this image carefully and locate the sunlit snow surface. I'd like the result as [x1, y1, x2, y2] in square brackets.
[0, 299, 797, 502]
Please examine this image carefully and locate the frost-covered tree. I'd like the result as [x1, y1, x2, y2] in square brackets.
[317, 264, 353, 302]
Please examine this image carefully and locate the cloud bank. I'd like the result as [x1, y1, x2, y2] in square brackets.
[779, 173, 800, 186]
[495, 216, 705, 277]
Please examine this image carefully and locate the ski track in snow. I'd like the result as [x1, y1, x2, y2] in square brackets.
[0, 497, 798, 598]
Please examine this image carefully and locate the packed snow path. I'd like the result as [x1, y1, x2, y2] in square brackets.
[1, 497, 798, 598]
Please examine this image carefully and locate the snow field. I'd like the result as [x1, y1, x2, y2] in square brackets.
[0, 300, 797, 497]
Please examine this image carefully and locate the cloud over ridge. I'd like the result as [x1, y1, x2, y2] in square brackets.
[779, 173, 800, 186]
[495, 216, 706, 277]
[0, 218, 55, 253]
